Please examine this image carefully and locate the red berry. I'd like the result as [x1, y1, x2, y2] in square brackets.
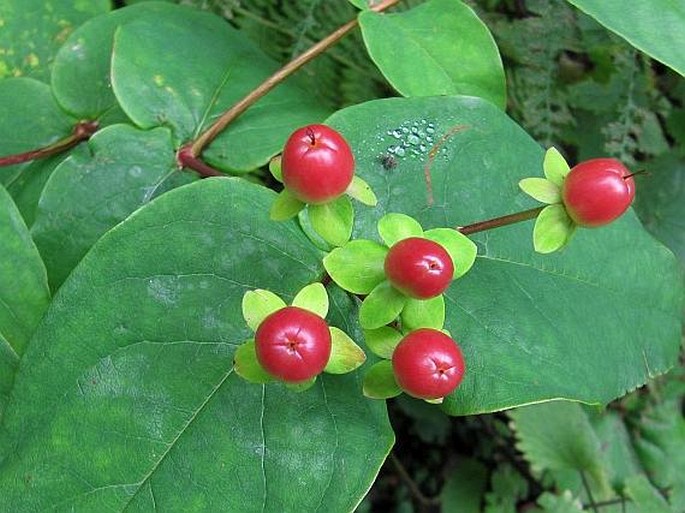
[392, 328, 465, 400]
[561, 158, 635, 227]
[384, 237, 454, 299]
[255, 306, 331, 383]
[281, 124, 355, 204]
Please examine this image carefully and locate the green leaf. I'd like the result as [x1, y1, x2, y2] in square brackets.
[324, 327, 366, 374]
[378, 212, 424, 247]
[0, 332, 18, 421]
[509, 401, 611, 495]
[359, 0, 505, 107]
[270, 189, 305, 221]
[624, 475, 673, 513]
[292, 282, 329, 318]
[363, 326, 403, 359]
[327, 95, 683, 415]
[346, 175, 378, 206]
[285, 376, 317, 392]
[543, 146, 571, 186]
[537, 492, 583, 513]
[323, 240, 388, 294]
[567, 0, 685, 76]
[485, 463, 529, 512]
[110, 4, 330, 172]
[51, 2, 178, 123]
[0, 0, 110, 82]
[308, 195, 354, 247]
[589, 410, 642, 490]
[519, 178, 562, 204]
[233, 340, 274, 384]
[423, 228, 478, 280]
[440, 457, 488, 513]
[363, 360, 402, 399]
[0, 179, 394, 511]
[347, 0, 370, 9]
[241, 289, 287, 332]
[0, 78, 75, 186]
[0, 185, 50, 357]
[269, 156, 282, 182]
[533, 204, 576, 254]
[359, 281, 407, 330]
[401, 296, 445, 331]
[31, 124, 195, 290]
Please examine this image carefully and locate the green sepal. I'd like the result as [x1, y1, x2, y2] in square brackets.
[424, 397, 444, 405]
[292, 282, 329, 318]
[297, 208, 334, 252]
[518, 177, 561, 204]
[346, 175, 377, 206]
[363, 360, 402, 399]
[324, 327, 367, 374]
[378, 213, 423, 247]
[233, 340, 274, 384]
[285, 376, 317, 392]
[533, 204, 576, 254]
[363, 326, 403, 359]
[242, 289, 287, 331]
[269, 155, 282, 182]
[401, 295, 445, 331]
[270, 189, 305, 221]
[423, 228, 477, 280]
[359, 281, 407, 330]
[323, 240, 388, 294]
[543, 147, 570, 186]
[308, 195, 353, 247]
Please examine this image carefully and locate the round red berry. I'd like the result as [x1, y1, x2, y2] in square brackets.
[392, 328, 465, 400]
[255, 306, 331, 383]
[384, 237, 454, 299]
[281, 124, 355, 204]
[561, 158, 635, 227]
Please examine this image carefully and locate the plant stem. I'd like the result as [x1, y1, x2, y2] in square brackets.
[176, 146, 224, 178]
[580, 471, 600, 513]
[457, 206, 545, 235]
[0, 120, 99, 167]
[389, 452, 440, 508]
[187, 0, 400, 158]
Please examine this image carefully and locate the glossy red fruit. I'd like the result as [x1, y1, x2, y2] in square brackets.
[255, 306, 331, 383]
[392, 328, 465, 400]
[384, 237, 454, 299]
[281, 124, 355, 204]
[561, 158, 635, 227]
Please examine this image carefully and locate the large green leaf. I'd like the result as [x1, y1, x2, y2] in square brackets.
[0, 0, 110, 81]
[51, 2, 179, 124]
[359, 0, 506, 108]
[0, 78, 75, 186]
[0, 179, 393, 510]
[110, 4, 330, 172]
[566, 0, 685, 76]
[326, 95, 683, 415]
[0, 185, 50, 358]
[31, 124, 195, 290]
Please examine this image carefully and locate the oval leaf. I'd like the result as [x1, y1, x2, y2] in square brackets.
[308, 195, 354, 247]
[363, 326, 403, 360]
[292, 282, 329, 318]
[323, 240, 388, 294]
[533, 204, 576, 254]
[359, 0, 505, 107]
[363, 360, 402, 399]
[519, 177, 561, 205]
[242, 289, 287, 332]
[270, 189, 305, 221]
[401, 295, 445, 331]
[543, 146, 571, 186]
[378, 212, 424, 247]
[346, 175, 378, 206]
[233, 340, 274, 384]
[423, 228, 478, 280]
[324, 327, 367, 374]
[359, 281, 407, 330]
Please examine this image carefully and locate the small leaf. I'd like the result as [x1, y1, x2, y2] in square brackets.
[543, 147, 570, 186]
[323, 240, 388, 294]
[423, 228, 477, 279]
[401, 296, 445, 331]
[533, 204, 576, 254]
[286, 376, 317, 392]
[424, 397, 443, 405]
[378, 213, 424, 247]
[363, 360, 402, 399]
[324, 327, 367, 374]
[346, 175, 377, 206]
[242, 289, 287, 331]
[292, 282, 329, 318]
[359, 281, 407, 330]
[269, 155, 282, 182]
[308, 195, 354, 247]
[270, 189, 305, 221]
[297, 208, 333, 252]
[519, 177, 561, 204]
[363, 326, 403, 359]
[233, 340, 274, 384]
[624, 474, 673, 513]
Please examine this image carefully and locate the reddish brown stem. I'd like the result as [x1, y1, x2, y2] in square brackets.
[0, 120, 99, 167]
[176, 146, 224, 178]
[457, 206, 545, 235]
[188, 0, 401, 157]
